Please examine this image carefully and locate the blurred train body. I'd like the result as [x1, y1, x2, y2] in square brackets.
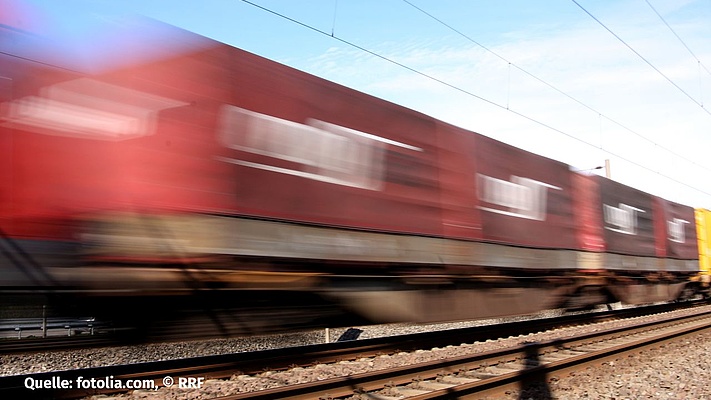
[0, 8, 707, 331]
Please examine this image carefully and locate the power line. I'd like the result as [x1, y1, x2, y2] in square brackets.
[239, 0, 711, 199]
[0, 50, 83, 73]
[330, 0, 338, 36]
[571, 0, 711, 116]
[645, 0, 711, 105]
[401, 0, 711, 177]
[645, 0, 711, 78]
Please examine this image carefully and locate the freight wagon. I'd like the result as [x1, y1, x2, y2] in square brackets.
[0, 11, 707, 329]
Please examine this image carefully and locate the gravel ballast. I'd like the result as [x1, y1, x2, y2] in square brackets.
[2, 305, 710, 399]
[494, 330, 711, 400]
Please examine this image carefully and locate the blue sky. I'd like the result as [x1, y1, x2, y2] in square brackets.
[10, 0, 711, 208]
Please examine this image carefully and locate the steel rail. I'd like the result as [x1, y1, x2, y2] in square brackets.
[222, 309, 711, 399]
[0, 300, 701, 356]
[1, 300, 706, 399]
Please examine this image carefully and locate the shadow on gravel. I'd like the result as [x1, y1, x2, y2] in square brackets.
[518, 343, 553, 400]
[337, 327, 363, 341]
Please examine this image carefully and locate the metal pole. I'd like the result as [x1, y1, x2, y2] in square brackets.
[325, 328, 330, 343]
[42, 305, 47, 338]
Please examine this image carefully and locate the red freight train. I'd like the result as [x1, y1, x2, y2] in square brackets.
[0, 13, 702, 326]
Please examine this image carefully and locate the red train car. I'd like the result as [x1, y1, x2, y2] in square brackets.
[0, 12, 700, 325]
[571, 175, 698, 305]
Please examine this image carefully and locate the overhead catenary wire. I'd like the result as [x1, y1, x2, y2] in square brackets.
[402, 0, 711, 176]
[645, 0, 710, 106]
[330, 0, 338, 37]
[645, 0, 711, 80]
[571, 0, 711, 116]
[239, 0, 711, 199]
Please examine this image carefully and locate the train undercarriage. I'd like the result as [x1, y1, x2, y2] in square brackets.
[1, 212, 704, 338]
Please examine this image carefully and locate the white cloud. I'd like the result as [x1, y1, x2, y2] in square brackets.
[292, 4, 711, 207]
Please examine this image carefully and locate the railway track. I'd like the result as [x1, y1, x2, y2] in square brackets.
[226, 306, 711, 399]
[2, 300, 708, 399]
[0, 300, 697, 356]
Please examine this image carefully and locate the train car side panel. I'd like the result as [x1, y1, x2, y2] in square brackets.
[571, 172, 606, 253]
[214, 46, 444, 235]
[656, 198, 698, 260]
[696, 209, 711, 283]
[597, 177, 656, 257]
[433, 123, 483, 241]
[469, 133, 578, 249]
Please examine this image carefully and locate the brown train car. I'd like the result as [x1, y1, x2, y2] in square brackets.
[0, 14, 701, 325]
[570, 175, 699, 305]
